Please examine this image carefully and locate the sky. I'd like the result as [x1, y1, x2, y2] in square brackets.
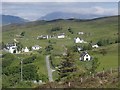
[1, 2, 118, 21]
[1, 0, 120, 2]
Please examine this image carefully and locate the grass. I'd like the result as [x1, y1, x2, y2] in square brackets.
[2, 16, 118, 88]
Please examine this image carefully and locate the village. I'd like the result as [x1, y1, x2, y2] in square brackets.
[1, 29, 102, 84]
[3, 31, 99, 61]
[2, 16, 118, 88]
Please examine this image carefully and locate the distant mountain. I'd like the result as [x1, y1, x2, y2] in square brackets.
[1, 15, 29, 25]
[39, 12, 106, 21]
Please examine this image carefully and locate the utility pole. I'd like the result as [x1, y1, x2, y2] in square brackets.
[21, 59, 23, 81]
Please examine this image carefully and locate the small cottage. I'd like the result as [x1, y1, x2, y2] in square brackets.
[74, 37, 85, 43]
[78, 32, 84, 35]
[32, 45, 42, 50]
[92, 44, 99, 48]
[5, 43, 18, 54]
[77, 47, 82, 51]
[37, 35, 49, 39]
[58, 33, 65, 39]
[24, 47, 29, 52]
[80, 51, 92, 61]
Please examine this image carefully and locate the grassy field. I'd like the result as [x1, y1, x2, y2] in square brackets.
[2, 16, 118, 88]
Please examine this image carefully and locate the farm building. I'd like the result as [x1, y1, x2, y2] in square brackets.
[23, 47, 29, 52]
[78, 32, 84, 35]
[74, 37, 87, 43]
[5, 43, 18, 54]
[37, 35, 49, 39]
[77, 47, 82, 51]
[92, 44, 99, 48]
[80, 51, 92, 61]
[32, 45, 42, 50]
[58, 33, 65, 39]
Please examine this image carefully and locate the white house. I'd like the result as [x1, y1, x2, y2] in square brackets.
[78, 32, 84, 35]
[92, 44, 99, 48]
[80, 51, 92, 61]
[74, 37, 87, 43]
[24, 47, 29, 52]
[37, 35, 49, 39]
[5, 43, 18, 54]
[32, 45, 42, 50]
[58, 33, 65, 39]
[77, 47, 82, 51]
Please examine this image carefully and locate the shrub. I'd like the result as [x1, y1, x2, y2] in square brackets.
[23, 64, 39, 80]
[23, 55, 36, 64]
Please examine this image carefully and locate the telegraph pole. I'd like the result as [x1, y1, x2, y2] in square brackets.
[21, 59, 23, 81]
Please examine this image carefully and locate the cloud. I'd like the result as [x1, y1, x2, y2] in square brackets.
[91, 6, 117, 15]
[61, 6, 117, 16]
[2, 2, 118, 21]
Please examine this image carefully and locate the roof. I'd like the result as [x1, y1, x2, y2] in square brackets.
[58, 33, 65, 36]
[33, 45, 40, 47]
[6, 43, 16, 47]
[80, 51, 88, 57]
[75, 37, 82, 40]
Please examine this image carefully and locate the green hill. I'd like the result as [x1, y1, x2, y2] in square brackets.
[2, 16, 118, 88]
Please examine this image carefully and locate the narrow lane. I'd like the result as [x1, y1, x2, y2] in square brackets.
[45, 55, 53, 82]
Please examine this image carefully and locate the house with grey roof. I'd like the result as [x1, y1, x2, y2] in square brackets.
[80, 51, 92, 61]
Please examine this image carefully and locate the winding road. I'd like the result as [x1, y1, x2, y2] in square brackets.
[45, 55, 54, 82]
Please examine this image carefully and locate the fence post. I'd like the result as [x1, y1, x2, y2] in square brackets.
[103, 70, 104, 75]
[111, 68, 112, 74]
[92, 74, 94, 78]
[81, 78, 83, 83]
[68, 82, 71, 87]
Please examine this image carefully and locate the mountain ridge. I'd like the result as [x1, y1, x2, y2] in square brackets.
[38, 11, 111, 21]
[1, 14, 29, 25]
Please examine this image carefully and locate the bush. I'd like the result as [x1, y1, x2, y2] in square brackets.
[97, 39, 110, 46]
[3, 66, 20, 75]
[2, 74, 20, 88]
[20, 31, 25, 36]
[23, 55, 36, 64]
[2, 53, 16, 68]
[82, 44, 92, 51]
[51, 27, 62, 32]
[23, 64, 39, 80]
[68, 27, 74, 34]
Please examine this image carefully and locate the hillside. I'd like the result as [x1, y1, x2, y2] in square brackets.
[2, 16, 118, 88]
[1, 15, 29, 25]
[2, 16, 118, 45]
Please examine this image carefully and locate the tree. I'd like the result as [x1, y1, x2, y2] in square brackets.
[23, 64, 39, 80]
[20, 31, 25, 36]
[97, 39, 103, 46]
[57, 48, 77, 81]
[2, 53, 16, 68]
[17, 42, 23, 51]
[28, 46, 32, 51]
[85, 57, 100, 74]
[1, 42, 6, 49]
[82, 43, 92, 51]
[45, 44, 53, 54]
[72, 45, 78, 52]
[23, 55, 36, 64]
[68, 27, 74, 34]
[51, 26, 62, 32]
[90, 58, 100, 74]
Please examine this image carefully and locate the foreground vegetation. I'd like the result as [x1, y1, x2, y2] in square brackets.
[37, 69, 118, 88]
[1, 16, 119, 88]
